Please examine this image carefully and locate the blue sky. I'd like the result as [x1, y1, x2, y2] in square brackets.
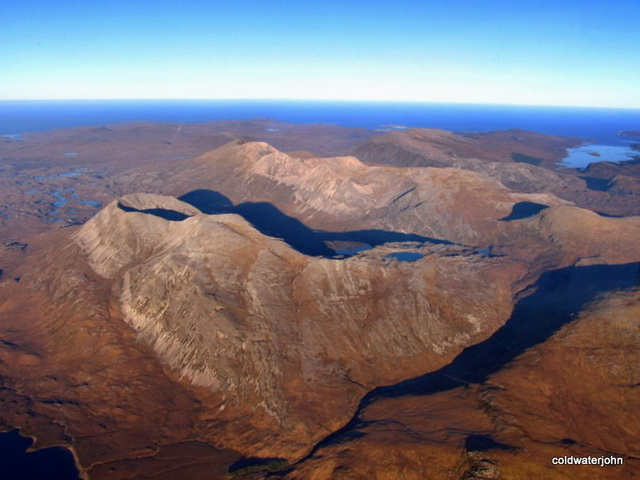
[2, 0, 639, 107]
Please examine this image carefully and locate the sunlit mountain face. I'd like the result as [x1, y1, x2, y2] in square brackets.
[2, 0, 640, 477]
[1, 111, 639, 478]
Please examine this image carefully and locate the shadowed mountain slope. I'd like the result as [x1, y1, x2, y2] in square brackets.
[2, 133, 640, 479]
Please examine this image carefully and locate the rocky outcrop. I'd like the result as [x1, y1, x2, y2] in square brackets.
[111, 141, 640, 271]
[73, 193, 529, 456]
[73, 193, 200, 278]
[350, 129, 640, 217]
[71, 180, 640, 460]
[126, 140, 570, 246]
[4, 132, 640, 477]
[284, 282, 640, 480]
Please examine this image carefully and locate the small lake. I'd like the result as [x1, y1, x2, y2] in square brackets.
[78, 200, 101, 208]
[333, 244, 372, 256]
[34, 188, 102, 223]
[51, 190, 67, 208]
[560, 143, 637, 169]
[387, 252, 424, 262]
[0, 429, 81, 480]
[34, 169, 87, 180]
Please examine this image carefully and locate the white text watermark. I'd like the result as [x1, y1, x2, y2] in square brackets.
[552, 456, 624, 467]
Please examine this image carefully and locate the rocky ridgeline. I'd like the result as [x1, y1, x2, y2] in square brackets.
[71, 142, 640, 458]
[74, 192, 524, 453]
[113, 140, 569, 245]
[4, 138, 640, 476]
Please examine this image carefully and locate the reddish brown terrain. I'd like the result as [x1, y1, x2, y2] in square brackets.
[0, 121, 639, 479]
[352, 128, 640, 216]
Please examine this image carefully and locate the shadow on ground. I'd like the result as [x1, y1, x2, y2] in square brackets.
[178, 189, 452, 257]
[302, 262, 640, 452]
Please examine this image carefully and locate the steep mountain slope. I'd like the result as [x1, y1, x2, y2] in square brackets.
[73, 193, 527, 458]
[73, 149, 640, 466]
[284, 282, 640, 480]
[1, 136, 639, 478]
[351, 128, 640, 216]
[0, 119, 373, 250]
[113, 140, 640, 271]
[113, 140, 569, 247]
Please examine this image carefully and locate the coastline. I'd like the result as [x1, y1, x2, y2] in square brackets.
[0, 426, 86, 480]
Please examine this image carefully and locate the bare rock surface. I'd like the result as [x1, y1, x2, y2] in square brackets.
[67, 180, 640, 465]
[351, 128, 640, 216]
[283, 284, 640, 479]
[117, 140, 570, 247]
[73, 193, 528, 458]
[1, 130, 640, 478]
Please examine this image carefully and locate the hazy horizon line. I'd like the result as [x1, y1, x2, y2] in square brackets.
[1, 98, 640, 111]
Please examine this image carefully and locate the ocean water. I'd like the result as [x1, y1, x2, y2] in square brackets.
[561, 144, 638, 169]
[0, 100, 638, 142]
[1, 100, 639, 167]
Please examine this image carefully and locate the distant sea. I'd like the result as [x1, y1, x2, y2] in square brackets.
[0, 100, 639, 141]
[1, 100, 639, 167]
